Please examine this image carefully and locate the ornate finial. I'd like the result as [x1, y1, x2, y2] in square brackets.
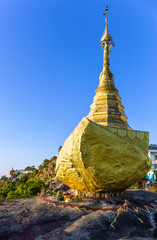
[103, 5, 108, 28]
[101, 5, 114, 51]
[103, 5, 108, 17]
[103, 5, 108, 15]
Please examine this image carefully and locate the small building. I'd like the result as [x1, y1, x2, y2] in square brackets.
[146, 145, 157, 183]
[22, 170, 33, 174]
[15, 169, 24, 174]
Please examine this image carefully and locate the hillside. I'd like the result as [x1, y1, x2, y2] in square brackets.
[35, 156, 57, 183]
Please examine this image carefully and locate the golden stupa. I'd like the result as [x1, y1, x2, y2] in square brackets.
[9, 167, 16, 178]
[56, 6, 151, 193]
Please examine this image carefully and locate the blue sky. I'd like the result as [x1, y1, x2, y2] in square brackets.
[0, 0, 157, 177]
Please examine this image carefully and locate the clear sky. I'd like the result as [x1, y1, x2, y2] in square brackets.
[0, 0, 157, 177]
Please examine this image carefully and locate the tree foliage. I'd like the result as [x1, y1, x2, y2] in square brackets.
[0, 175, 8, 181]
[0, 171, 45, 200]
[24, 166, 36, 171]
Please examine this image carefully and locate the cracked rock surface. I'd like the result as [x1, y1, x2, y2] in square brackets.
[0, 190, 157, 240]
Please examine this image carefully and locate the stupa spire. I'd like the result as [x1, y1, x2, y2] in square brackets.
[87, 6, 131, 130]
[102, 6, 113, 69]
[98, 5, 116, 90]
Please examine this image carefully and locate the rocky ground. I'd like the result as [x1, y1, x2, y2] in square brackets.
[0, 190, 157, 240]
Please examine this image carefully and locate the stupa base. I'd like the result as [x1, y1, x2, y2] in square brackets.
[77, 191, 125, 199]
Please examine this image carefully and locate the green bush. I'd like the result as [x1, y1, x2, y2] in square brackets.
[0, 175, 45, 201]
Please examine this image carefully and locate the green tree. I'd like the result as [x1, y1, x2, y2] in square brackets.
[6, 190, 20, 200]
[18, 174, 30, 183]
[27, 179, 43, 196]
[0, 175, 8, 181]
[0, 188, 6, 201]
[24, 166, 36, 171]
